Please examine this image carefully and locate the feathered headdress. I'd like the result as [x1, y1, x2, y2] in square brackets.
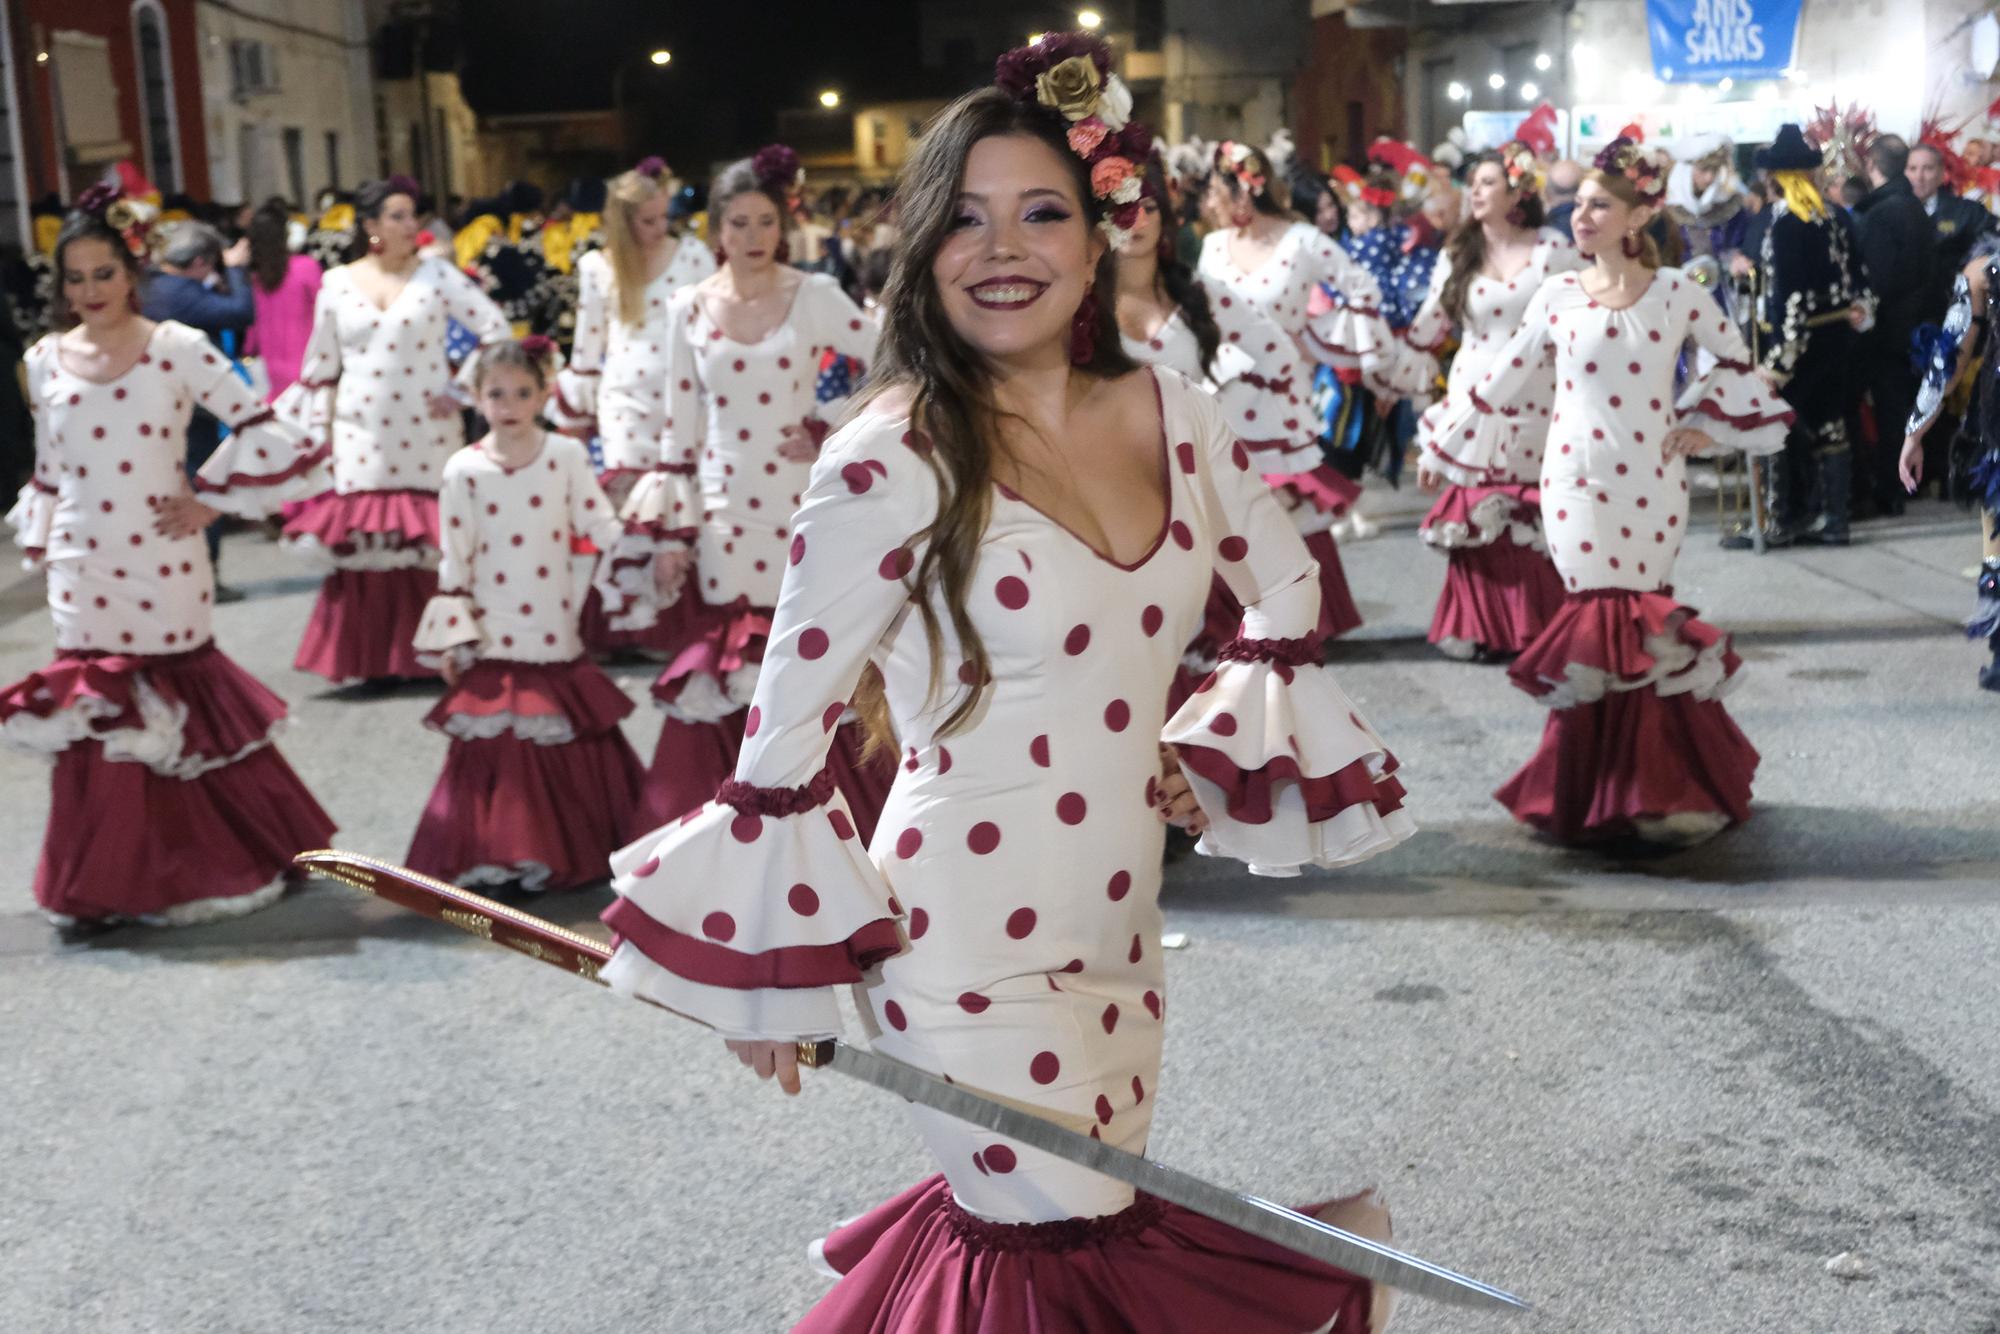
[1365, 138, 1435, 204]
[994, 32, 1150, 246]
[1803, 101, 1878, 184]
[1513, 103, 1559, 160]
[1917, 112, 1975, 193]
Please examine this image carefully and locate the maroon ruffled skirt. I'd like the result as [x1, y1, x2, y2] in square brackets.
[282, 488, 441, 553]
[1496, 590, 1759, 842]
[286, 490, 443, 684]
[4, 645, 335, 921]
[405, 658, 644, 890]
[797, 1176, 1380, 1334]
[1427, 537, 1565, 657]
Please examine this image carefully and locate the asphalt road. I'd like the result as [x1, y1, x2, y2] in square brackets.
[3, 489, 1996, 1334]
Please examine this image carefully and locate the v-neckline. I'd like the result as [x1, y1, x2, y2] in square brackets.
[1222, 222, 1297, 282]
[352, 258, 422, 315]
[993, 369, 1173, 572]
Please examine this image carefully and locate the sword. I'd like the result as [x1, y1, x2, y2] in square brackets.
[297, 849, 1530, 1316]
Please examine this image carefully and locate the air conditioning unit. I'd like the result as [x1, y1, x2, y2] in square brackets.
[230, 39, 281, 100]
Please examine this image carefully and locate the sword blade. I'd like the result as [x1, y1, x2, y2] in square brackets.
[298, 850, 1528, 1314]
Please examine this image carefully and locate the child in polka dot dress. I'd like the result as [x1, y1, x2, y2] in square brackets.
[2, 201, 336, 931]
[622, 147, 889, 839]
[602, 60, 1411, 1331]
[404, 339, 652, 891]
[1440, 142, 1790, 844]
[280, 177, 511, 685]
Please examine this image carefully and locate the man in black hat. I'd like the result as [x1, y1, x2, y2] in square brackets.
[1727, 124, 1875, 549]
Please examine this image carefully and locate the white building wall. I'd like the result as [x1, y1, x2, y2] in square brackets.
[1162, 0, 1314, 147]
[198, 0, 375, 205]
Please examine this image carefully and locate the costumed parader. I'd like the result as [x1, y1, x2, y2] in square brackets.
[548, 156, 718, 656]
[404, 337, 656, 891]
[1662, 133, 1750, 267]
[2, 190, 337, 935]
[1440, 137, 1792, 844]
[1114, 151, 1363, 705]
[598, 34, 1414, 1329]
[622, 144, 892, 840]
[1900, 254, 2000, 690]
[1404, 143, 1581, 661]
[279, 176, 513, 685]
[1723, 124, 1875, 551]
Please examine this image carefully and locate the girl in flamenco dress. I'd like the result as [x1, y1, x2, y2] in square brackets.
[599, 37, 1412, 1332]
[1112, 154, 1360, 712]
[1440, 139, 1791, 845]
[404, 338, 654, 891]
[623, 145, 891, 839]
[1404, 145, 1581, 661]
[281, 176, 512, 686]
[1, 194, 337, 936]
[549, 156, 717, 657]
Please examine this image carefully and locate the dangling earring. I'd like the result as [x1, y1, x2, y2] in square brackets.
[776, 238, 792, 264]
[1505, 203, 1527, 228]
[1069, 285, 1099, 366]
[368, 234, 385, 254]
[1620, 230, 1642, 259]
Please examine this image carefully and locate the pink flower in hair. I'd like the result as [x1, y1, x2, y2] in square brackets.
[1090, 155, 1137, 201]
[635, 155, 668, 180]
[519, 334, 556, 362]
[1068, 117, 1111, 158]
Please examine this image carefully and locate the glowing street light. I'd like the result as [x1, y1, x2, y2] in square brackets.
[1520, 81, 1540, 101]
[649, 49, 672, 66]
[1077, 8, 1103, 28]
[1534, 52, 1552, 71]
[1447, 81, 1469, 102]
[1029, 31, 1046, 44]
[819, 89, 842, 109]
[1487, 72, 1506, 91]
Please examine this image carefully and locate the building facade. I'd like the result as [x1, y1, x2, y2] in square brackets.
[197, 0, 375, 207]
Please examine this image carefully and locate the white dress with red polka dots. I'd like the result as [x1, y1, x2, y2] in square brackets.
[1197, 222, 1417, 397]
[600, 370, 1412, 1263]
[282, 255, 511, 570]
[2, 321, 336, 925]
[625, 272, 878, 722]
[550, 243, 718, 479]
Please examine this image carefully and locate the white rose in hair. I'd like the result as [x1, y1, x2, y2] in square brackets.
[1098, 76, 1133, 132]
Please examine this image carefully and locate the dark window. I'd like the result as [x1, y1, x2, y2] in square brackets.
[135, 7, 178, 191]
[283, 127, 305, 206]
[325, 130, 340, 193]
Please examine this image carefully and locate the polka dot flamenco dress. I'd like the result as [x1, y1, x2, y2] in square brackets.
[403, 433, 652, 890]
[2, 322, 337, 925]
[622, 273, 891, 840]
[1404, 240, 1584, 659]
[1438, 268, 1790, 842]
[549, 242, 717, 656]
[1122, 271, 1363, 716]
[600, 368, 1414, 1332]
[278, 255, 511, 683]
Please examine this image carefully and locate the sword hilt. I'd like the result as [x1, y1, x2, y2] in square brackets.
[796, 1039, 837, 1068]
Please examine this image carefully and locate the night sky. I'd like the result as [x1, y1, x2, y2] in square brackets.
[459, 0, 930, 167]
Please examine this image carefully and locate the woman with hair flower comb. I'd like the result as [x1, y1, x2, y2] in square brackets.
[622, 144, 890, 840]
[1436, 137, 1790, 845]
[599, 33, 1410, 1331]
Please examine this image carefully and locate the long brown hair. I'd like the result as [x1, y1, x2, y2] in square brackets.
[1440, 152, 1547, 325]
[247, 197, 292, 293]
[1583, 168, 1664, 269]
[1137, 156, 1221, 377]
[855, 86, 1138, 738]
[604, 167, 669, 327]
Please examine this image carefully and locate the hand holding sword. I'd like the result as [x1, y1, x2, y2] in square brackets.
[295, 848, 1529, 1316]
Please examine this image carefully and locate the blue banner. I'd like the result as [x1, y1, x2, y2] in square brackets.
[1646, 0, 1803, 83]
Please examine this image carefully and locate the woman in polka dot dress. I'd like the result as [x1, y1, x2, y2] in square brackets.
[549, 157, 716, 656]
[280, 176, 511, 685]
[1405, 146, 1581, 661]
[1441, 141, 1789, 844]
[405, 339, 650, 891]
[2, 199, 336, 933]
[623, 146, 889, 839]
[1114, 156, 1362, 711]
[600, 50, 1410, 1332]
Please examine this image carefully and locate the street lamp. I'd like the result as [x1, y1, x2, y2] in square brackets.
[1520, 81, 1540, 101]
[650, 49, 672, 66]
[819, 89, 842, 109]
[1447, 81, 1468, 102]
[1487, 72, 1506, 91]
[1533, 52, 1552, 72]
[1077, 8, 1103, 28]
[1029, 31, 1046, 44]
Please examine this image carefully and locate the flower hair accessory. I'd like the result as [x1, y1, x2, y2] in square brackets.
[519, 334, 556, 364]
[1216, 140, 1267, 198]
[634, 155, 670, 182]
[752, 144, 804, 195]
[995, 32, 1150, 246]
[73, 184, 152, 257]
[1498, 140, 1544, 196]
[1593, 136, 1670, 207]
[384, 173, 421, 200]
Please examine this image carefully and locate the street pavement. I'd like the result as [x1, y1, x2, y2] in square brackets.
[2, 486, 1997, 1334]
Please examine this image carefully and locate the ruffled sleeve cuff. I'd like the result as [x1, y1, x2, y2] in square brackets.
[8, 481, 56, 568]
[1677, 357, 1793, 457]
[592, 524, 667, 628]
[620, 466, 697, 547]
[271, 376, 335, 447]
[599, 771, 905, 1041]
[192, 414, 332, 518]
[1162, 635, 1415, 877]
[1414, 391, 1516, 488]
[411, 592, 485, 671]
[548, 366, 598, 437]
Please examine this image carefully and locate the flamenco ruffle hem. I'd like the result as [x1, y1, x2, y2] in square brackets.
[1420, 486, 1563, 657]
[405, 658, 645, 891]
[1496, 590, 1759, 842]
[286, 490, 444, 682]
[0, 644, 335, 922]
[796, 1176, 1382, 1334]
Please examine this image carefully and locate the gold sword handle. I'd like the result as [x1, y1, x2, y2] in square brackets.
[796, 1039, 837, 1069]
